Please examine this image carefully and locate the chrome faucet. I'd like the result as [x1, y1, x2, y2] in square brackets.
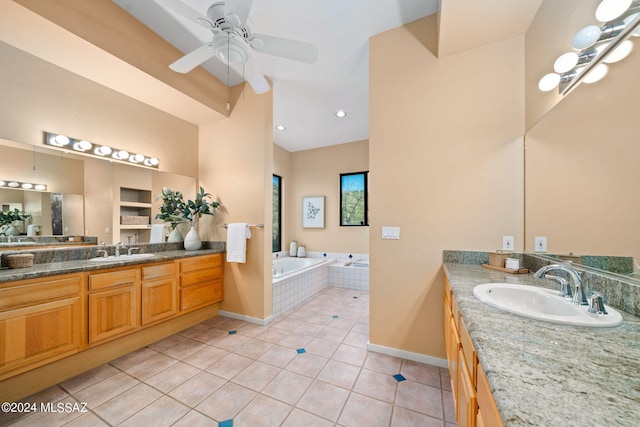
[115, 242, 125, 257]
[96, 249, 108, 258]
[128, 247, 139, 256]
[533, 264, 588, 305]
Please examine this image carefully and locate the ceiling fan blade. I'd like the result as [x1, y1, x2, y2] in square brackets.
[156, 0, 214, 30]
[244, 58, 270, 94]
[224, 0, 253, 28]
[250, 34, 319, 64]
[169, 43, 216, 73]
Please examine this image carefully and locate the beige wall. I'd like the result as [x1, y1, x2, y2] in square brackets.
[369, 16, 525, 358]
[199, 83, 274, 320]
[281, 140, 369, 254]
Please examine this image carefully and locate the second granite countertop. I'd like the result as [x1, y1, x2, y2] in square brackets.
[444, 263, 640, 427]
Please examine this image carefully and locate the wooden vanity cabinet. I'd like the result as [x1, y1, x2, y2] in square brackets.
[141, 262, 178, 325]
[179, 254, 224, 313]
[88, 268, 139, 345]
[443, 277, 503, 427]
[0, 273, 84, 380]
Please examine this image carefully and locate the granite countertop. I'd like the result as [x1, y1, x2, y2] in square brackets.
[444, 263, 640, 427]
[0, 248, 225, 284]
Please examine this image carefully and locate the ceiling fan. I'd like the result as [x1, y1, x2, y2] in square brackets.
[157, 0, 319, 94]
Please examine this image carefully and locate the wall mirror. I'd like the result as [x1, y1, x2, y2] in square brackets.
[524, 8, 640, 282]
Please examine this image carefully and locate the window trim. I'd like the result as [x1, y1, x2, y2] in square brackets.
[340, 171, 369, 227]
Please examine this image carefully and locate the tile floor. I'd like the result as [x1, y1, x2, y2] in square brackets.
[1, 287, 456, 427]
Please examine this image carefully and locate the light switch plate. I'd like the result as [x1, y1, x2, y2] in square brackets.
[502, 236, 514, 251]
[534, 236, 547, 252]
[382, 226, 400, 240]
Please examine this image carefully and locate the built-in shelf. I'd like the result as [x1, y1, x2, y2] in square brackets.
[117, 187, 152, 243]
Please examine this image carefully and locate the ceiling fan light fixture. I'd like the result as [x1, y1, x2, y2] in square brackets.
[335, 110, 347, 118]
[214, 33, 249, 65]
[276, 125, 286, 131]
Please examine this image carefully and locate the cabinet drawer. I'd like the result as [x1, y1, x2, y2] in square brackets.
[142, 262, 176, 281]
[0, 275, 82, 311]
[89, 268, 138, 291]
[180, 279, 223, 312]
[180, 268, 222, 288]
[459, 315, 476, 386]
[180, 254, 222, 273]
[477, 364, 503, 427]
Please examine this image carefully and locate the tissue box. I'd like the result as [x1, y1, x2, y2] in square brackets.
[489, 252, 513, 268]
[505, 258, 520, 270]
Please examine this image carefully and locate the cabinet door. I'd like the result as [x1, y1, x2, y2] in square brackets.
[0, 297, 82, 380]
[88, 286, 137, 344]
[457, 348, 477, 427]
[477, 363, 503, 427]
[180, 279, 223, 312]
[142, 277, 178, 325]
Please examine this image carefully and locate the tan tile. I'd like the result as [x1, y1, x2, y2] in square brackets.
[206, 331, 252, 352]
[332, 343, 368, 366]
[125, 353, 179, 380]
[316, 326, 349, 343]
[281, 408, 334, 427]
[60, 364, 120, 394]
[177, 323, 210, 338]
[63, 411, 110, 427]
[145, 361, 200, 393]
[343, 330, 368, 348]
[231, 361, 281, 391]
[196, 382, 256, 421]
[192, 327, 229, 345]
[305, 312, 334, 326]
[258, 344, 298, 368]
[75, 372, 140, 407]
[277, 331, 314, 349]
[148, 334, 189, 352]
[236, 323, 267, 338]
[234, 394, 292, 427]
[254, 327, 290, 343]
[262, 370, 313, 405]
[328, 316, 358, 331]
[233, 338, 274, 359]
[183, 345, 229, 369]
[305, 337, 340, 358]
[352, 320, 369, 333]
[441, 368, 452, 391]
[391, 406, 445, 427]
[317, 359, 360, 389]
[119, 395, 189, 427]
[395, 380, 443, 418]
[93, 383, 162, 425]
[271, 317, 304, 331]
[363, 351, 403, 375]
[169, 371, 226, 407]
[296, 380, 349, 422]
[162, 338, 208, 360]
[205, 352, 253, 379]
[171, 409, 217, 427]
[353, 368, 398, 402]
[285, 352, 328, 378]
[401, 360, 441, 387]
[9, 396, 85, 427]
[293, 321, 325, 336]
[443, 389, 456, 422]
[110, 347, 158, 370]
[338, 392, 392, 427]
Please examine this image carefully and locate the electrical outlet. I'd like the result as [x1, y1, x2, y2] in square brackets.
[502, 236, 514, 251]
[534, 236, 547, 252]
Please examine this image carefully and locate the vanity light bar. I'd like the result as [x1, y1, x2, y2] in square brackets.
[0, 179, 47, 191]
[43, 132, 160, 169]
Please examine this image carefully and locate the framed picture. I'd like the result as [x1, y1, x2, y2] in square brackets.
[302, 196, 325, 228]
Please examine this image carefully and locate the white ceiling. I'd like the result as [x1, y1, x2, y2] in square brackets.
[113, 0, 439, 152]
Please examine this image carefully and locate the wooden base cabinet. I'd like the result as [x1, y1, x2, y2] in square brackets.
[142, 262, 178, 325]
[0, 274, 84, 381]
[444, 277, 503, 427]
[179, 254, 223, 313]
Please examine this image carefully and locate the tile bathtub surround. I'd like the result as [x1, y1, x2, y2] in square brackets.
[1, 288, 455, 427]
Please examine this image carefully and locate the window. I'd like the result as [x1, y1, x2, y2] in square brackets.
[272, 174, 282, 252]
[340, 171, 368, 226]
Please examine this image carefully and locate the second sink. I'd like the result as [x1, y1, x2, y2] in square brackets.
[89, 253, 155, 263]
[472, 283, 623, 327]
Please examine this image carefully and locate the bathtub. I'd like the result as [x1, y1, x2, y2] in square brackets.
[272, 257, 334, 317]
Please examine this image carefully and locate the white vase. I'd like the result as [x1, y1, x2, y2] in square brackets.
[183, 225, 201, 250]
[168, 228, 183, 243]
[5, 225, 19, 236]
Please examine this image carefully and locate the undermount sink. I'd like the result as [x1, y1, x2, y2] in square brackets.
[89, 253, 155, 262]
[472, 283, 623, 327]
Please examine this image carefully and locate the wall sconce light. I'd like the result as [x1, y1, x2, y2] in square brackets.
[538, 0, 640, 94]
[43, 132, 160, 169]
[0, 179, 47, 191]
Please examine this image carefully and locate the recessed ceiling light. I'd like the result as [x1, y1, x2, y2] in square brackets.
[335, 110, 346, 118]
[276, 125, 286, 131]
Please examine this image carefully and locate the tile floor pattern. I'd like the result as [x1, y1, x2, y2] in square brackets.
[1, 288, 456, 427]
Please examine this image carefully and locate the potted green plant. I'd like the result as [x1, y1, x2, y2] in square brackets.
[0, 209, 31, 236]
[155, 187, 187, 242]
[179, 187, 220, 250]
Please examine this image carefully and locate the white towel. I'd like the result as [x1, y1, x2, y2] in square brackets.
[150, 224, 167, 243]
[226, 223, 251, 263]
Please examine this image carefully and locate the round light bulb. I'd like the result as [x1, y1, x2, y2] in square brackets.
[554, 52, 579, 73]
[96, 145, 112, 156]
[573, 25, 602, 50]
[78, 140, 92, 151]
[8, 181, 19, 188]
[35, 184, 46, 191]
[538, 73, 561, 92]
[21, 183, 33, 189]
[604, 39, 633, 63]
[595, 0, 632, 23]
[116, 150, 129, 160]
[149, 157, 159, 166]
[51, 134, 70, 147]
[0, 181, 5, 186]
[583, 63, 608, 83]
[134, 154, 145, 163]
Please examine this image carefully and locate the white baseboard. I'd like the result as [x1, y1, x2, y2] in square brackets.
[367, 341, 448, 369]
[218, 310, 274, 326]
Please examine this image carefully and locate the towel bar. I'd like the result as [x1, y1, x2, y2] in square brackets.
[222, 223, 264, 229]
